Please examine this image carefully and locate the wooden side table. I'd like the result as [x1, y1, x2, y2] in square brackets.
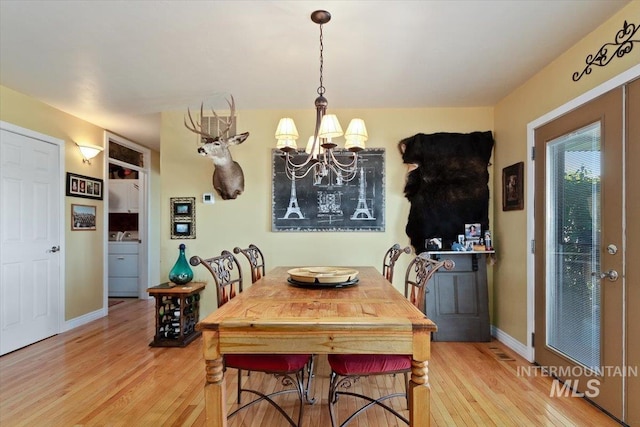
[147, 281, 206, 347]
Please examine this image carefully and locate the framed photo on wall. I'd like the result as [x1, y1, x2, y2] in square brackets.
[66, 172, 104, 200]
[170, 197, 195, 239]
[502, 162, 524, 211]
[71, 204, 97, 230]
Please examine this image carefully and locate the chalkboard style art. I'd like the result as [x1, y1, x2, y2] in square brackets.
[272, 149, 385, 231]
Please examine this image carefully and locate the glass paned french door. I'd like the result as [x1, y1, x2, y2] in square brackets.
[534, 87, 623, 420]
[545, 122, 600, 370]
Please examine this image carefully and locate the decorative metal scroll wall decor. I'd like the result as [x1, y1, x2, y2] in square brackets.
[272, 148, 385, 232]
[170, 197, 196, 239]
[573, 20, 639, 82]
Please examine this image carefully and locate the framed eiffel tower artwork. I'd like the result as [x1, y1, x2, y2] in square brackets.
[271, 148, 385, 232]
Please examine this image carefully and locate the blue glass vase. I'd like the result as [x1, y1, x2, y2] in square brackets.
[169, 243, 193, 285]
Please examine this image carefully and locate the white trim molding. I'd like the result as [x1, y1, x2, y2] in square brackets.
[492, 325, 533, 362]
[63, 307, 108, 332]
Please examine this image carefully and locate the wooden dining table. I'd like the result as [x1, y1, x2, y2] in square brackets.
[196, 266, 437, 426]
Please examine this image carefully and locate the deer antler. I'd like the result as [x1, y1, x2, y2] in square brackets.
[209, 95, 235, 138]
[185, 103, 218, 143]
[185, 96, 236, 141]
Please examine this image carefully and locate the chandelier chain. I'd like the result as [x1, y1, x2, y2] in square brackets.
[318, 24, 325, 96]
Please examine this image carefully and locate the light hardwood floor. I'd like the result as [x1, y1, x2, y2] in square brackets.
[0, 298, 621, 426]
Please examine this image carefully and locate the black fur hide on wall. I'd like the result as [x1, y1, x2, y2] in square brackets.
[399, 131, 494, 253]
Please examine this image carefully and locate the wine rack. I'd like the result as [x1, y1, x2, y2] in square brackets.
[147, 282, 206, 347]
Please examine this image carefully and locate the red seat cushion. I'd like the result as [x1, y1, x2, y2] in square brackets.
[225, 354, 311, 372]
[328, 354, 411, 376]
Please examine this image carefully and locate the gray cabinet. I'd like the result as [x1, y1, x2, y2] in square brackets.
[108, 242, 139, 297]
[425, 251, 493, 341]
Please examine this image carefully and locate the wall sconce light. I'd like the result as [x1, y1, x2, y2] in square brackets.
[75, 143, 104, 165]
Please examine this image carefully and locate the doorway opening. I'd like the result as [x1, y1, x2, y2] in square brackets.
[104, 132, 150, 304]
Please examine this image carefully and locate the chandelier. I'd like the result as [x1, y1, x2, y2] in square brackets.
[274, 10, 368, 184]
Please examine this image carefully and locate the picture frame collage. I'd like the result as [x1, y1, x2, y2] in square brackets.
[66, 172, 104, 200]
[170, 197, 196, 239]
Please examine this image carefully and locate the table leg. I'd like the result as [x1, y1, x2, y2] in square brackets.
[204, 357, 226, 426]
[203, 331, 227, 426]
[409, 358, 430, 426]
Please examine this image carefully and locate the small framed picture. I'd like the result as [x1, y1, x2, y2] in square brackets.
[426, 238, 443, 251]
[465, 223, 481, 239]
[71, 204, 97, 231]
[503, 162, 524, 211]
[170, 197, 196, 239]
[173, 221, 192, 236]
[173, 201, 192, 216]
[66, 172, 104, 200]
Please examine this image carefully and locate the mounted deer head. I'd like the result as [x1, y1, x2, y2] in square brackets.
[185, 96, 249, 200]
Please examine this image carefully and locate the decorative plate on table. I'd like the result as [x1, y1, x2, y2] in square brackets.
[287, 267, 359, 288]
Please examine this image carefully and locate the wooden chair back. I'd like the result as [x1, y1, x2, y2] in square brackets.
[404, 252, 455, 313]
[233, 244, 266, 283]
[190, 250, 243, 308]
[382, 243, 411, 282]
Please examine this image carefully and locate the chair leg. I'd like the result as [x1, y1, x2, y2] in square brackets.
[229, 367, 312, 427]
[328, 371, 340, 427]
[328, 370, 409, 427]
[237, 368, 242, 404]
[403, 371, 409, 407]
[304, 355, 317, 404]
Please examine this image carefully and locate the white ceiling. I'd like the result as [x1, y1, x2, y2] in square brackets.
[0, 1, 630, 151]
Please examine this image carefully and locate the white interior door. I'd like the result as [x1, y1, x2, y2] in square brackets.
[0, 125, 62, 355]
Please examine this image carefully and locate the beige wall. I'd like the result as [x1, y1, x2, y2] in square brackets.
[161, 107, 494, 318]
[492, 1, 640, 343]
[0, 85, 162, 321]
[1, 85, 106, 319]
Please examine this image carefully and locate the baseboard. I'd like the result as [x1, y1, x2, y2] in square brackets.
[63, 307, 107, 332]
[491, 325, 533, 362]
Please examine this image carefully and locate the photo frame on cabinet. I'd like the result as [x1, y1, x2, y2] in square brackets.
[464, 223, 481, 239]
[502, 162, 524, 211]
[71, 204, 97, 230]
[66, 172, 103, 200]
[170, 197, 195, 239]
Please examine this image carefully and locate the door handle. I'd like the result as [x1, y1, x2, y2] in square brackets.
[592, 269, 619, 281]
[49, 245, 60, 253]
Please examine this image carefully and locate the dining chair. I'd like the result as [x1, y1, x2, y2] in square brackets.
[232, 243, 315, 401]
[382, 243, 412, 282]
[233, 243, 266, 283]
[190, 250, 315, 426]
[230, 244, 267, 389]
[327, 252, 454, 427]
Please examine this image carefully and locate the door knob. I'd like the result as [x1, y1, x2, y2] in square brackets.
[592, 269, 619, 281]
[49, 246, 60, 253]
